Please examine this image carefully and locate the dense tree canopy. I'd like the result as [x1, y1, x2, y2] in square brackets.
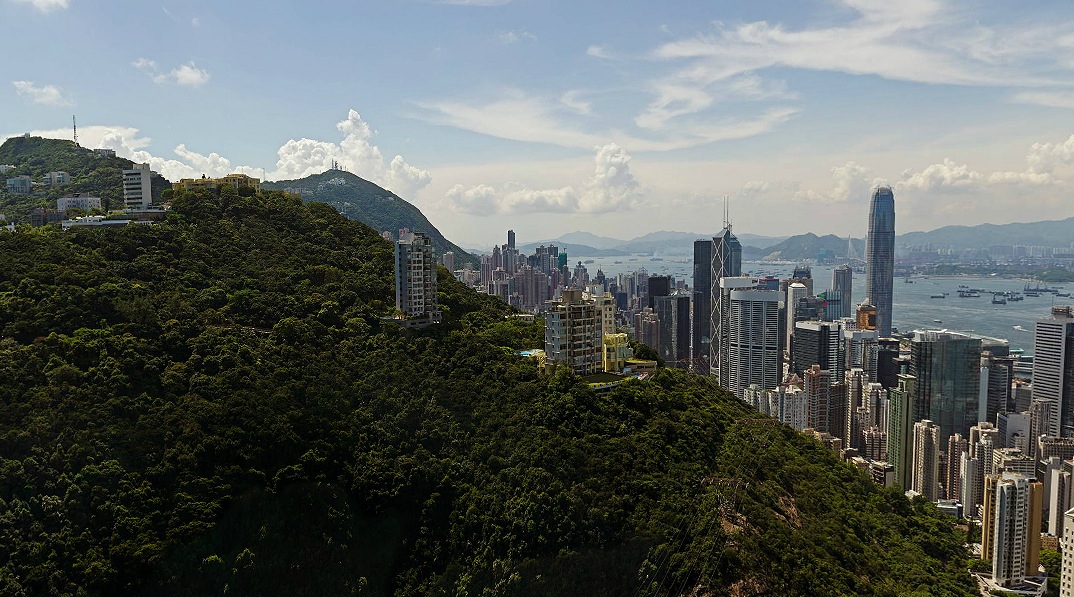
[0, 188, 975, 596]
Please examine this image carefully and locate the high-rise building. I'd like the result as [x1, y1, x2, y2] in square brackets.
[122, 163, 153, 210]
[887, 374, 916, 491]
[647, 275, 671, 309]
[832, 264, 853, 320]
[910, 330, 983, 445]
[876, 338, 901, 388]
[394, 231, 441, 323]
[946, 433, 967, 501]
[724, 283, 783, 399]
[785, 282, 809, 358]
[980, 351, 1016, 426]
[545, 289, 603, 375]
[655, 294, 691, 369]
[1032, 306, 1074, 437]
[864, 186, 895, 337]
[709, 227, 742, 377]
[507, 229, 515, 249]
[441, 251, 455, 273]
[981, 473, 1042, 588]
[692, 239, 714, 370]
[911, 419, 941, 501]
[791, 320, 844, 379]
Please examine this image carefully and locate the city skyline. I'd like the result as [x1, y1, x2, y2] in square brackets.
[5, 1, 1074, 246]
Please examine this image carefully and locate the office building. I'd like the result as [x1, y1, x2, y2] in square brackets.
[122, 163, 153, 210]
[1062, 508, 1074, 597]
[910, 330, 982, 445]
[545, 289, 603, 375]
[723, 282, 782, 399]
[996, 412, 1031, 454]
[981, 351, 1016, 427]
[393, 231, 441, 324]
[441, 251, 455, 274]
[1032, 306, 1074, 437]
[709, 227, 742, 379]
[791, 320, 843, 379]
[692, 239, 714, 370]
[647, 275, 671, 309]
[877, 338, 901, 388]
[864, 185, 895, 337]
[785, 282, 809, 357]
[981, 473, 1042, 588]
[832, 264, 853, 319]
[655, 294, 691, 369]
[912, 419, 941, 501]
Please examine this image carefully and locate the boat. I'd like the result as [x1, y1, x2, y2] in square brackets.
[930, 294, 946, 299]
[992, 296, 1007, 305]
[583, 259, 595, 264]
[958, 290, 980, 298]
[1059, 292, 1071, 297]
[933, 319, 942, 324]
[1013, 325, 1028, 332]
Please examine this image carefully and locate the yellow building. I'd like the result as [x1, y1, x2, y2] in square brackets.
[602, 333, 632, 374]
[172, 173, 261, 193]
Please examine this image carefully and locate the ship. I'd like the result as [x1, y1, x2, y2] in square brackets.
[930, 293, 946, 299]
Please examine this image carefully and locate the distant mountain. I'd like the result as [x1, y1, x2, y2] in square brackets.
[897, 216, 1074, 250]
[264, 170, 475, 265]
[614, 231, 789, 255]
[0, 136, 170, 219]
[755, 233, 865, 262]
[554, 231, 626, 250]
[517, 242, 629, 257]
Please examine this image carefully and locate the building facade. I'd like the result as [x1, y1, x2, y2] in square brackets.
[864, 186, 895, 337]
[122, 163, 153, 210]
[1032, 306, 1074, 437]
[393, 231, 441, 324]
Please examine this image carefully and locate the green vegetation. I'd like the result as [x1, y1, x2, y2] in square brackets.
[263, 169, 477, 267]
[0, 136, 169, 219]
[1041, 548, 1061, 597]
[0, 187, 975, 595]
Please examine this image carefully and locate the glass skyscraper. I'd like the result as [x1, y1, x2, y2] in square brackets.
[865, 186, 895, 337]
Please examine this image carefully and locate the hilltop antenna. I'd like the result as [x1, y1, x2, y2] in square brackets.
[72, 115, 78, 146]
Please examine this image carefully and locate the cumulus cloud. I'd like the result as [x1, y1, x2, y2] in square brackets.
[8, 0, 67, 12]
[5, 110, 431, 198]
[795, 161, 879, 203]
[11, 80, 73, 106]
[898, 158, 981, 191]
[134, 58, 211, 87]
[445, 143, 639, 214]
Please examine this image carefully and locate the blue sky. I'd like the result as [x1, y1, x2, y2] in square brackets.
[5, 0, 1074, 247]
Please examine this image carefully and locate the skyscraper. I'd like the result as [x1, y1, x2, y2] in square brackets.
[887, 374, 916, 490]
[545, 289, 603, 375]
[655, 295, 691, 369]
[864, 186, 895, 337]
[723, 280, 782, 399]
[1032, 306, 1074, 437]
[122, 162, 153, 210]
[507, 229, 515, 249]
[832, 264, 853, 320]
[910, 330, 982, 445]
[911, 419, 941, 501]
[709, 228, 742, 379]
[394, 231, 441, 323]
[981, 473, 1043, 588]
[692, 239, 714, 370]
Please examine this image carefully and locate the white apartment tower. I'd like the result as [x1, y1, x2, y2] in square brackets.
[394, 231, 441, 324]
[122, 163, 153, 210]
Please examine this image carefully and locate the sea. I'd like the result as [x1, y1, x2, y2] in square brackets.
[574, 256, 1072, 354]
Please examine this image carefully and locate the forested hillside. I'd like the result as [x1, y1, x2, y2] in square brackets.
[0, 187, 974, 596]
[263, 169, 476, 267]
[0, 136, 169, 218]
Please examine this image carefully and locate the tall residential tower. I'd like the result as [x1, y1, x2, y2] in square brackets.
[864, 186, 895, 337]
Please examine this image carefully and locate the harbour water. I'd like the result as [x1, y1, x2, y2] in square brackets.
[575, 256, 1071, 354]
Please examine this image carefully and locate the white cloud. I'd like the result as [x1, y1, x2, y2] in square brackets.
[560, 90, 591, 114]
[191, 17, 200, 27]
[11, 80, 73, 106]
[897, 158, 981, 191]
[445, 143, 639, 214]
[417, 91, 797, 151]
[7, 0, 67, 12]
[1013, 91, 1074, 110]
[586, 45, 611, 59]
[795, 161, 878, 204]
[496, 29, 536, 44]
[134, 58, 211, 87]
[4, 110, 431, 198]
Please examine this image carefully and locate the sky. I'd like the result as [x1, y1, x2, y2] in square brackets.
[4, 0, 1074, 248]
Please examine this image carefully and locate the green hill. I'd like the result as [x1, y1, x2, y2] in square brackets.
[263, 169, 475, 266]
[898, 216, 1074, 250]
[0, 187, 974, 596]
[0, 136, 170, 218]
[751, 232, 864, 261]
